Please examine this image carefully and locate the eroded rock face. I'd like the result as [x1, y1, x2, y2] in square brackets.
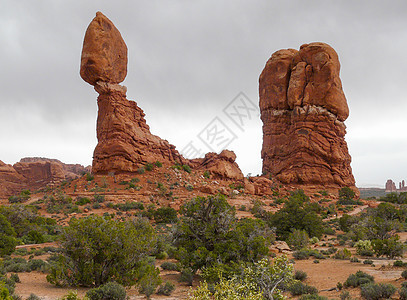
[92, 83, 185, 173]
[191, 150, 244, 181]
[80, 12, 127, 85]
[0, 158, 89, 199]
[260, 42, 355, 188]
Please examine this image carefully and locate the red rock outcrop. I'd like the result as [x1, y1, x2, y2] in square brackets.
[190, 150, 244, 181]
[0, 158, 89, 199]
[81, 13, 186, 174]
[260, 42, 356, 189]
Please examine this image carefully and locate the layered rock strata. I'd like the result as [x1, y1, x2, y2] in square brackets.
[81, 13, 186, 174]
[260, 42, 355, 187]
[0, 158, 88, 199]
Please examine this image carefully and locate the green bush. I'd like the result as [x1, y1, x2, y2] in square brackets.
[145, 163, 154, 171]
[179, 268, 194, 286]
[267, 190, 324, 240]
[402, 269, 407, 279]
[289, 281, 318, 296]
[394, 260, 406, 267]
[294, 270, 307, 281]
[86, 282, 126, 300]
[287, 229, 309, 250]
[27, 294, 41, 300]
[9, 274, 19, 283]
[350, 257, 360, 263]
[360, 283, 396, 300]
[154, 161, 163, 167]
[299, 295, 328, 300]
[60, 291, 81, 300]
[203, 171, 210, 178]
[400, 287, 407, 300]
[75, 197, 91, 206]
[85, 173, 94, 181]
[8, 190, 30, 203]
[182, 165, 192, 173]
[334, 248, 352, 260]
[137, 167, 145, 174]
[47, 216, 156, 287]
[157, 281, 175, 296]
[344, 271, 374, 288]
[153, 207, 178, 224]
[161, 261, 179, 271]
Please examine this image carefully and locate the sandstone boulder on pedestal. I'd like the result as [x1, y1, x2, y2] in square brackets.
[260, 42, 356, 189]
[80, 12, 127, 85]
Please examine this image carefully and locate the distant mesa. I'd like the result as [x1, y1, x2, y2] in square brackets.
[259, 42, 356, 191]
[385, 179, 407, 193]
[0, 158, 89, 199]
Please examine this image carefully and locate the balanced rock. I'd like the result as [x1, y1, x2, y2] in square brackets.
[80, 12, 127, 85]
[260, 42, 355, 188]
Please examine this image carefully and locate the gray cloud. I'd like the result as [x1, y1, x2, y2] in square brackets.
[1, 0, 406, 187]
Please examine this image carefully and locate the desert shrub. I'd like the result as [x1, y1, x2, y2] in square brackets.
[250, 200, 265, 217]
[402, 269, 407, 279]
[293, 249, 325, 260]
[363, 259, 374, 265]
[161, 262, 179, 271]
[344, 271, 374, 288]
[153, 207, 178, 224]
[154, 161, 162, 167]
[289, 281, 318, 296]
[185, 184, 194, 191]
[287, 229, 309, 250]
[203, 171, 210, 178]
[294, 270, 308, 281]
[145, 163, 154, 171]
[299, 295, 328, 300]
[28, 259, 46, 271]
[182, 165, 191, 173]
[339, 187, 356, 202]
[9, 274, 19, 283]
[27, 294, 41, 300]
[393, 260, 406, 267]
[350, 257, 360, 263]
[138, 263, 162, 299]
[400, 287, 407, 300]
[137, 167, 145, 174]
[86, 282, 126, 300]
[47, 216, 157, 287]
[309, 237, 319, 244]
[340, 290, 351, 300]
[334, 248, 352, 260]
[372, 236, 404, 258]
[189, 256, 293, 300]
[75, 197, 90, 206]
[114, 201, 144, 211]
[85, 173, 94, 181]
[173, 195, 272, 274]
[157, 281, 175, 296]
[23, 230, 45, 244]
[266, 190, 324, 240]
[355, 240, 374, 256]
[8, 190, 30, 204]
[360, 283, 396, 300]
[179, 268, 194, 286]
[60, 291, 81, 300]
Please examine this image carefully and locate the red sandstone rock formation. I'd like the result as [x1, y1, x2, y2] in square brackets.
[80, 12, 244, 179]
[81, 13, 186, 174]
[260, 42, 356, 189]
[0, 158, 88, 199]
[190, 150, 244, 181]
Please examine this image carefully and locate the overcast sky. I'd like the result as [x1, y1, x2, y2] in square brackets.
[1, 0, 406, 188]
